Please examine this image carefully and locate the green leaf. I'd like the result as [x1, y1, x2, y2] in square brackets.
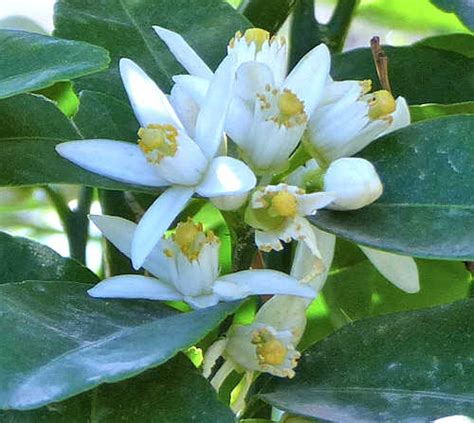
[416, 33, 474, 58]
[430, 0, 474, 30]
[0, 94, 153, 191]
[54, 0, 251, 101]
[0, 29, 109, 99]
[332, 44, 474, 105]
[324, 239, 471, 321]
[0, 354, 235, 422]
[310, 115, 474, 260]
[240, 0, 297, 34]
[261, 299, 474, 421]
[0, 232, 98, 284]
[0, 281, 238, 410]
[34, 81, 80, 117]
[410, 102, 474, 122]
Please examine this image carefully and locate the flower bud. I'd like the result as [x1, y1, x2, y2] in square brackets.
[323, 158, 383, 210]
[210, 192, 248, 211]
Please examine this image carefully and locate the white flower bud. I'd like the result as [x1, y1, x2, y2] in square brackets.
[323, 158, 383, 210]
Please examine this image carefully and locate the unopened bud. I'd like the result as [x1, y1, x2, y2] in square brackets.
[323, 158, 383, 210]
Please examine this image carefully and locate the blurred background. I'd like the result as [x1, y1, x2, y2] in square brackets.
[0, 0, 471, 273]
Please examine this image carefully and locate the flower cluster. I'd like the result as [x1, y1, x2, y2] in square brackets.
[56, 26, 420, 409]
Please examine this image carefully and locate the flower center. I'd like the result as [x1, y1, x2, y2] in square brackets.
[173, 219, 217, 261]
[269, 191, 298, 218]
[138, 123, 178, 163]
[257, 87, 307, 128]
[252, 328, 288, 366]
[366, 90, 396, 120]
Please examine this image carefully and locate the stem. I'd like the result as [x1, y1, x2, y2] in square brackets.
[44, 186, 93, 264]
[289, 0, 359, 68]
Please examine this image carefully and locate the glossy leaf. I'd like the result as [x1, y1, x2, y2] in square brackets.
[430, 0, 474, 29]
[0, 29, 109, 99]
[0, 94, 152, 191]
[416, 33, 474, 58]
[332, 44, 474, 104]
[54, 0, 251, 101]
[310, 115, 474, 260]
[0, 232, 98, 284]
[410, 102, 474, 122]
[261, 299, 474, 421]
[0, 355, 235, 422]
[0, 281, 238, 410]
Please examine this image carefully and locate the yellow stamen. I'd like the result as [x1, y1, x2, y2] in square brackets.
[243, 28, 270, 52]
[367, 90, 396, 120]
[278, 90, 305, 117]
[138, 123, 178, 163]
[173, 219, 216, 261]
[359, 79, 372, 95]
[252, 328, 288, 366]
[269, 191, 298, 218]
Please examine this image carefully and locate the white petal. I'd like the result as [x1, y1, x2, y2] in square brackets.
[119, 58, 184, 129]
[195, 57, 234, 160]
[296, 192, 336, 216]
[255, 230, 284, 252]
[131, 186, 194, 269]
[184, 293, 221, 309]
[291, 229, 336, 292]
[196, 156, 256, 197]
[56, 140, 168, 187]
[284, 44, 331, 115]
[214, 269, 315, 300]
[169, 84, 200, 138]
[360, 247, 420, 293]
[173, 74, 209, 107]
[88, 275, 183, 300]
[384, 96, 411, 134]
[153, 25, 213, 80]
[225, 97, 254, 146]
[235, 61, 274, 102]
[89, 215, 172, 280]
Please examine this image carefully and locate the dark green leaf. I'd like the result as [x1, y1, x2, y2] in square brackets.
[261, 299, 474, 421]
[416, 33, 474, 58]
[332, 44, 474, 104]
[54, 0, 251, 101]
[324, 239, 471, 321]
[0, 281, 238, 410]
[0, 94, 153, 191]
[0, 355, 235, 422]
[0, 232, 98, 284]
[310, 115, 474, 260]
[410, 102, 474, 122]
[430, 0, 474, 30]
[240, 0, 297, 34]
[0, 30, 109, 99]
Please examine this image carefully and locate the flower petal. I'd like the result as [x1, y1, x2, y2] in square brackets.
[131, 186, 194, 269]
[360, 246, 420, 293]
[119, 58, 184, 129]
[153, 26, 213, 79]
[296, 192, 335, 216]
[173, 75, 209, 106]
[194, 57, 234, 159]
[196, 156, 256, 198]
[184, 293, 221, 309]
[88, 275, 183, 300]
[56, 140, 168, 187]
[89, 215, 171, 280]
[283, 44, 330, 115]
[384, 96, 411, 134]
[214, 269, 315, 300]
[235, 61, 274, 102]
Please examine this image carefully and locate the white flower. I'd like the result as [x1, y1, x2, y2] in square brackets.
[155, 26, 331, 174]
[244, 183, 334, 255]
[292, 226, 420, 294]
[87, 215, 316, 309]
[56, 58, 256, 270]
[305, 78, 410, 163]
[323, 157, 383, 210]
